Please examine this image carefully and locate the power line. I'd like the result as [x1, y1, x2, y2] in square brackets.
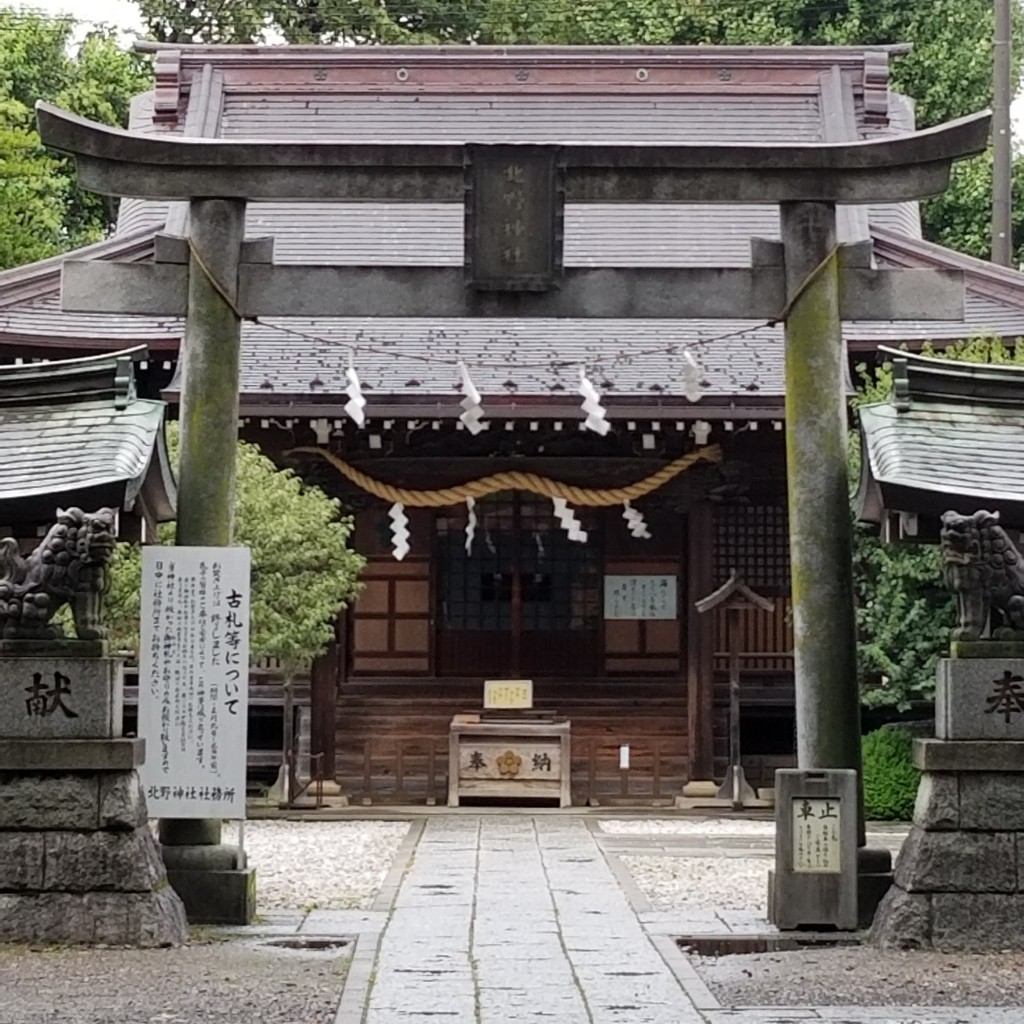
[991, 0, 1014, 267]
[254, 317, 775, 373]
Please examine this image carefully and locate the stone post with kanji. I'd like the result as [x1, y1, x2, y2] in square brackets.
[873, 508, 1024, 950]
[0, 509, 187, 947]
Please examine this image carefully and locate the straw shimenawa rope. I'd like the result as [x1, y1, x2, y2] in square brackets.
[290, 444, 722, 508]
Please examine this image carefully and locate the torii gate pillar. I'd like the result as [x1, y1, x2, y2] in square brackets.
[781, 203, 863, 805]
[157, 198, 252, 923]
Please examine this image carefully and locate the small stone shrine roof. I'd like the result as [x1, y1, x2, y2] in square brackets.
[0, 346, 176, 526]
[855, 347, 1024, 528]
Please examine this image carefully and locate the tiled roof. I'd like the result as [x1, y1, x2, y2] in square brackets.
[2, 45, 1023, 409]
[858, 399, 1024, 519]
[244, 203, 781, 268]
[233, 315, 781, 403]
[220, 92, 823, 143]
[0, 396, 167, 501]
[0, 349, 175, 518]
[856, 351, 1024, 522]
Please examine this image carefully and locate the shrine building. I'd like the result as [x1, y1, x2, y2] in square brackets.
[3, 44, 1024, 803]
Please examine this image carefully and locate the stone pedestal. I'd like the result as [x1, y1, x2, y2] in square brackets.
[873, 651, 1024, 950]
[160, 840, 256, 925]
[0, 651, 187, 947]
[0, 739, 187, 946]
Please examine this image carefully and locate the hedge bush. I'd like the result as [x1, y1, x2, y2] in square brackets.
[862, 727, 921, 821]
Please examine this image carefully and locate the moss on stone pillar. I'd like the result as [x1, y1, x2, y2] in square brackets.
[161, 198, 246, 851]
[780, 201, 865, 842]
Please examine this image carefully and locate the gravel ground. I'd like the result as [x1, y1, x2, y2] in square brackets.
[0, 941, 349, 1024]
[225, 820, 410, 910]
[601, 818, 776, 836]
[693, 947, 1024, 1007]
[623, 853, 771, 911]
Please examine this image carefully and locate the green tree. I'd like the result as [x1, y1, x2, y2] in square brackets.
[852, 338, 1024, 710]
[105, 426, 364, 675]
[0, 94, 65, 267]
[924, 152, 1024, 266]
[0, 9, 150, 267]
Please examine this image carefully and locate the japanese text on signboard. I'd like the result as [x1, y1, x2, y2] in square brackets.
[139, 547, 251, 819]
[792, 798, 842, 874]
[603, 575, 677, 620]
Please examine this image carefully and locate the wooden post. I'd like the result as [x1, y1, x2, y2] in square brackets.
[685, 502, 715, 785]
[725, 606, 743, 807]
[780, 201, 865, 843]
[695, 571, 768, 809]
[159, 197, 246, 850]
[309, 620, 341, 784]
[279, 675, 295, 808]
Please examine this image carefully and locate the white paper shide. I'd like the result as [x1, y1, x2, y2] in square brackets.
[139, 547, 251, 819]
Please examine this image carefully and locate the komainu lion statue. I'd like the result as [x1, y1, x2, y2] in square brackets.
[0, 507, 117, 641]
[940, 509, 1024, 641]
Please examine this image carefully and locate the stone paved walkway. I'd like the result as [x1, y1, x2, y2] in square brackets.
[325, 815, 1017, 1024]
[363, 816, 701, 1024]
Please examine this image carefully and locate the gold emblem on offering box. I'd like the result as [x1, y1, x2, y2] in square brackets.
[496, 750, 522, 777]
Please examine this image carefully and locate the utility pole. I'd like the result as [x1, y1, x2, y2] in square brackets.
[992, 0, 1014, 266]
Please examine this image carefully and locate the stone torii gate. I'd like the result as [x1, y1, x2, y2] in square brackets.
[36, 99, 990, 921]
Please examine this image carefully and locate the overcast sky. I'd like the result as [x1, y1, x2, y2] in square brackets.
[15, 0, 142, 29]
[10, 0, 1024, 131]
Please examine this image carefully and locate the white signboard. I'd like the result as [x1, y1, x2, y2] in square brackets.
[139, 547, 251, 819]
[603, 575, 678, 620]
[483, 679, 534, 710]
[792, 797, 842, 874]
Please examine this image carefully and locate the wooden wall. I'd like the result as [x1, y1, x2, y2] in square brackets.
[351, 509, 432, 675]
[345, 501, 795, 683]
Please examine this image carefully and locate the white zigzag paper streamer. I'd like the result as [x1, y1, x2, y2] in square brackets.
[344, 354, 367, 427]
[458, 361, 485, 435]
[622, 500, 652, 540]
[578, 368, 611, 436]
[682, 349, 703, 403]
[388, 502, 410, 561]
[552, 497, 588, 544]
[464, 497, 477, 555]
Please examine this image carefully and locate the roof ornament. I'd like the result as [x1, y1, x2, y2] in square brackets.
[344, 350, 367, 427]
[683, 349, 703, 403]
[552, 497, 587, 544]
[458, 360, 485, 435]
[622, 500, 652, 540]
[892, 355, 911, 413]
[579, 367, 611, 436]
[388, 502, 410, 561]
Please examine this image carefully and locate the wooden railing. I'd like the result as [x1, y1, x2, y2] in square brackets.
[339, 735, 686, 806]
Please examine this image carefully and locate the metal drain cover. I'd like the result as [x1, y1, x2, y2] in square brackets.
[676, 933, 862, 957]
[264, 936, 351, 951]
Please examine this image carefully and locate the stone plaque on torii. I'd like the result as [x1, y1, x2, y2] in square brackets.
[36, 98, 990, 919]
[695, 571, 774, 810]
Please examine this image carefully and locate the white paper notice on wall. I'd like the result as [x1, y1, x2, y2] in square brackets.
[603, 574, 678, 620]
[138, 547, 251, 820]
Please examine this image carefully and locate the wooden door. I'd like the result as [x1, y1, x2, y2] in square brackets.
[436, 494, 601, 678]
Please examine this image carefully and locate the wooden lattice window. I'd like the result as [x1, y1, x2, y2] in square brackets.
[713, 504, 790, 593]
